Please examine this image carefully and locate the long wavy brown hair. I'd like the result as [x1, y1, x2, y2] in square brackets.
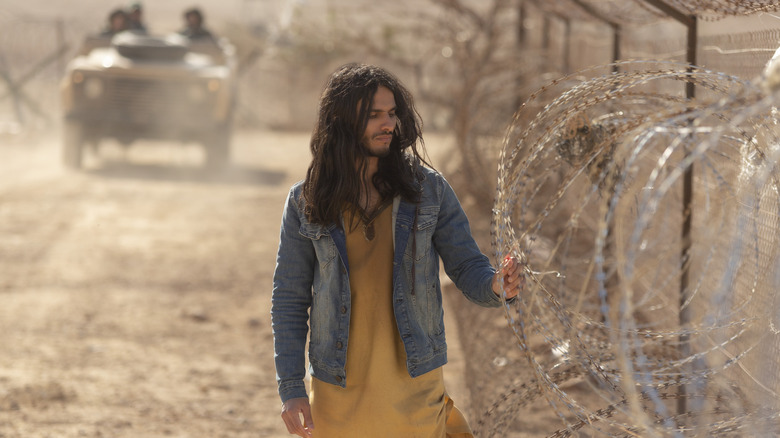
[302, 63, 431, 226]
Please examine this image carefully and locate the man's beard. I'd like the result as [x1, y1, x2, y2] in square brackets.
[363, 133, 393, 158]
[366, 147, 391, 158]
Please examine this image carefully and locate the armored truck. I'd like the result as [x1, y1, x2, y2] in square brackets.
[61, 32, 236, 169]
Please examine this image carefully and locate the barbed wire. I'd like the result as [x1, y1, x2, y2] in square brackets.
[491, 59, 780, 436]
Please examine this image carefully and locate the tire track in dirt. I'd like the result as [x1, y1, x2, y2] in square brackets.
[0, 172, 99, 290]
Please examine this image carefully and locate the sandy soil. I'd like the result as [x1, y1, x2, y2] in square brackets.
[0, 130, 311, 437]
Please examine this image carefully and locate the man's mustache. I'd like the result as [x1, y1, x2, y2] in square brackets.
[372, 131, 393, 139]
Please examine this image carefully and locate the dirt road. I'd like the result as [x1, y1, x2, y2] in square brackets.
[0, 130, 312, 437]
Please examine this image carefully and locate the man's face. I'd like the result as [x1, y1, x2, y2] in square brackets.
[186, 14, 201, 29]
[361, 85, 397, 158]
[111, 15, 126, 31]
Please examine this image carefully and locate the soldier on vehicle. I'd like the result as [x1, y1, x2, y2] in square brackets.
[126, 2, 148, 33]
[178, 8, 216, 42]
[99, 8, 128, 37]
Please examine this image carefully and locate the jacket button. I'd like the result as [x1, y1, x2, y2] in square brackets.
[340, 306, 347, 314]
[336, 341, 343, 349]
[335, 376, 343, 383]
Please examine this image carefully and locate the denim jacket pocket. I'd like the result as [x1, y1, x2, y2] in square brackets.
[413, 206, 438, 262]
[299, 223, 337, 277]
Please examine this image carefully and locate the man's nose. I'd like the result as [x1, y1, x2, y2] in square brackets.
[380, 115, 395, 131]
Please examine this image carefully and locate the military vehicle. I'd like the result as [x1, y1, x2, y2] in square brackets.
[60, 32, 236, 169]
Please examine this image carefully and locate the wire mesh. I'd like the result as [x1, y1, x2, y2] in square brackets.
[661, 0, 780, 20]
[0, 11, 90, 131]
[531, 0, 780, 24]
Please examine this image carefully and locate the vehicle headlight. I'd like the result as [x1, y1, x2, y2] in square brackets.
[188, 79, 222, 102]
[83, 77, 104, 99]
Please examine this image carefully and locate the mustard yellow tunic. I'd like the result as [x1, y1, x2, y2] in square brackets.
[310, 205, 473, 438]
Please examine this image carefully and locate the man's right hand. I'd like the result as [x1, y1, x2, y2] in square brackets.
[281, 397, 314, 437]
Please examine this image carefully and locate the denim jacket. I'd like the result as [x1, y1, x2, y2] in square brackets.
[271, 167, 501, 403]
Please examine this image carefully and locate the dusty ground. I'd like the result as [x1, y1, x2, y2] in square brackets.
[0, 130, 313, 437]
[0, 129, 543, 438]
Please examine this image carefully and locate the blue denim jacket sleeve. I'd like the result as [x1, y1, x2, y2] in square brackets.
[433, 174, 501, 307]
[271, 184, 313, 403]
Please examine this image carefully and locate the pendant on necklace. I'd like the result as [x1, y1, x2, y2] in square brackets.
[363, 222, 375, 241]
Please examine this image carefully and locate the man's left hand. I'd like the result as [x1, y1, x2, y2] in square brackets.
[492, 255, 524, 300]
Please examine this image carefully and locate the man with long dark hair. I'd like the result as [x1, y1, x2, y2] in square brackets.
[271, 63, 523, 437]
